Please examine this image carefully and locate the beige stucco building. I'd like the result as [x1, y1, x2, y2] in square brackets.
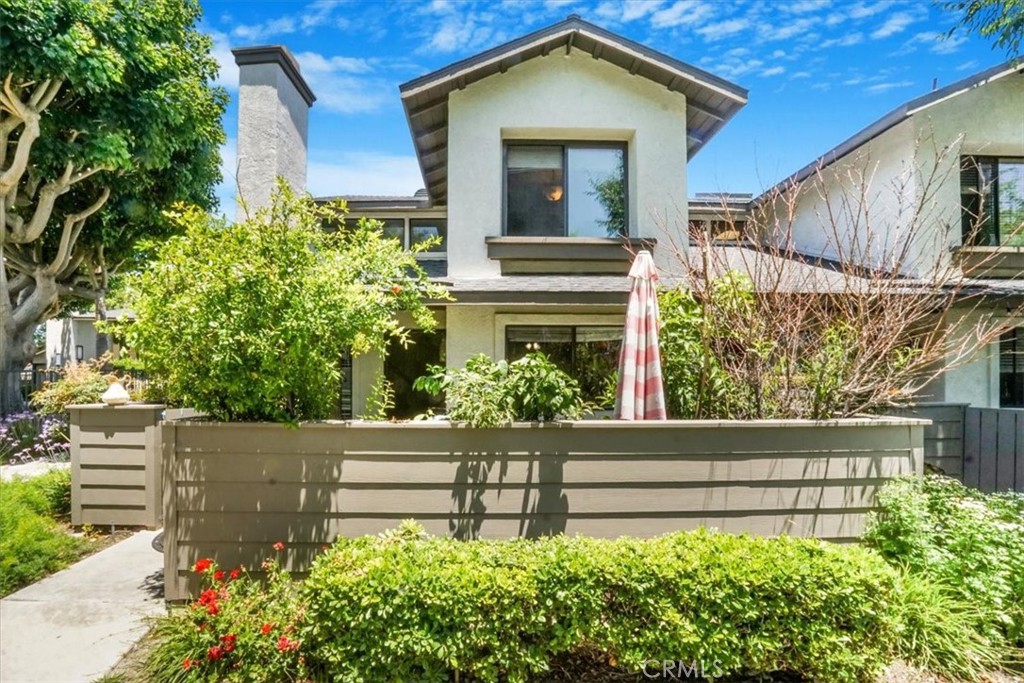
[223, 16, 1022, 417]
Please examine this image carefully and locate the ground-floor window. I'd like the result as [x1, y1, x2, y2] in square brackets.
[505, 326, 622, 405]
[999, 328, 1024, 407]
[384, 329, 447, 419]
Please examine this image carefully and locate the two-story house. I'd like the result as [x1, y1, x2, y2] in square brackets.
[755, 61, 1024, 410]
[232, 16, 748, 417]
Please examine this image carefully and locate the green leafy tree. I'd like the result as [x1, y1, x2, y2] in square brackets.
[119, 185, 449, 423]
[589, 159, 626, 237]
[0, 0, 227, 414]
[938, 0, 1024, 56]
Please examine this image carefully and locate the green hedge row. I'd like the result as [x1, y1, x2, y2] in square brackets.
[148, 519, 1009, 683]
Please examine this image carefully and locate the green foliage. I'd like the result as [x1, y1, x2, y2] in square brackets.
[0, 469, 83, 596]
[864, 475, 1024, 646]
[119, 185, 448, 422]
[146, 549, 309, 683]
[938, 0, 1024, 56]
[414, 352, 586, 427]
[359, 374, 395, 421]
[30, 359, 112, 416]
[588, 158, 626, 237]
[301, 527, 902, 683]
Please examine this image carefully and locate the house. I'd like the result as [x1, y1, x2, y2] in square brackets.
[232, 16, 748, 417]
[755, 61, 1024, 409]
[44, 309, 133, 368]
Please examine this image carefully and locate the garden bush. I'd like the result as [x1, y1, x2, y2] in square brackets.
[0, 469, 82, 596]
[30, 358, 113, 416]
[863, 474, 1024, 647]
[146, 523, 1008, 683]
[118, 183, 447, 422]
[414, 352, 586, 426]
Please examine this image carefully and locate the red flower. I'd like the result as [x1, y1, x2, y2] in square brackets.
[198, 589, 218, 605]
[229, 568, 241, 580]
[220, 634, 237, 653]
[206, 602, 220, 616]
[182, 657, 195, 670]
[261, 623, 273, 635]
[272, 541, 285, 551]
[207, 645, 224, 661]
[390, 284, 403, 295]
[193, 558, 213, 573]
[276, 636, 299, 652]
[213, 570, 225, 582]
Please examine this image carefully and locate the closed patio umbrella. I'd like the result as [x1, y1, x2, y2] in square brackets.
[614, 250, 667, 420]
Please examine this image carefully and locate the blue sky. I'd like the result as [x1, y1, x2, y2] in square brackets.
[201, 0, 1012, 216]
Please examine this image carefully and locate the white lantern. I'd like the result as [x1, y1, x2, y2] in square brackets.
[101, 381, 131, 406]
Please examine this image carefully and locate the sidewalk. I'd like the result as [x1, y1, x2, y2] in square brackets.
[0, 530, 165, 683]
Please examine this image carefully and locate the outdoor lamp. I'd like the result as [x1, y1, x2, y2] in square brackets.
[546, 185, 564, 202]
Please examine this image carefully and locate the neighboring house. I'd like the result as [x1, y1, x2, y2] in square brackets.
[232, 16, 748, 417]
[44, 310, 132, 368]
[756, 61, 1024, 409]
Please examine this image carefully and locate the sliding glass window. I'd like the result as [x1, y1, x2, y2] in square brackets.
[961, 156, 1024, 246]
[505, 143, 626, 238]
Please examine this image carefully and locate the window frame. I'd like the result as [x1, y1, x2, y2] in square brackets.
[353, 215, 447, 258]
[504, 324, 624, 401]
[1000, 327, 1024, 408]
[961, 155, 1024, 246]
[502, 140, 629, 238]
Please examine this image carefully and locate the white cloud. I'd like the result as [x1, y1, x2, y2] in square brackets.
[932, 33, 967, 54]
[956, 59, 979, 71]
[791, 70, 812, 78]
[307, 152, 426, 197]
[697, 17, 750, 41]
[821, 32, 864, 48]
[294, 52, 374, 75]
[290, 51, 393, 114]
[870, 11, 917, 39]
[864, 79, 914, 93]
[209, 30, 238, 90]
[624, 0, 665, 21]
[780, 0, 829, 13]
[761, 66, 786, 77]
[231, 0, 345, 42]
[426, 13, 504, 53]
[759, 16, 819, 41]
[849, 0, 893, 19]
[651, 0, 715, 28]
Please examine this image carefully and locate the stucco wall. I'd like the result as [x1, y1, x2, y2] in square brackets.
[46, 318, 97, 366]
[236, 63, 309, 218]
[446, 52, 690, 278]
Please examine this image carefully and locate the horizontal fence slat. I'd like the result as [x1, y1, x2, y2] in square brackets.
[80, 487, 147, 507]
[77, 508, 153, 526]
[77, 427, 148, 448]
[175, 453, 914, 484]
[175, 482, 883, 515]
[78, 467, 146, 487]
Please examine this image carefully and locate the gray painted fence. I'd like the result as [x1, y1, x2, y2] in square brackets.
[963, 407, 1024, 493]
[161, 418, 925, 600]
[894, 403, 1023, 493]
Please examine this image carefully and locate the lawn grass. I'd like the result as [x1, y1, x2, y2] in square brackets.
[0, 469, 85, 596]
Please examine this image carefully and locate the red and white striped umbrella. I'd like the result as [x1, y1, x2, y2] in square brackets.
[614, 250, 667, 420]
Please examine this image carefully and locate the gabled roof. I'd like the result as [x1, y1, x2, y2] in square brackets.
[754, 60, 1024, 204]
[399, 15, 748, 205]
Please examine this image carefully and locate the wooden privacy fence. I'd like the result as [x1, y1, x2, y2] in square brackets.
[895, 403, 1024, 493]
[161, 418, 925, 600]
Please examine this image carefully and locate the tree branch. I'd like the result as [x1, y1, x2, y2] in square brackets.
[45, 187, 110, 276]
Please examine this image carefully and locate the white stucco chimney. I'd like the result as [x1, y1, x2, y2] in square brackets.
[231, 46, 316, 220]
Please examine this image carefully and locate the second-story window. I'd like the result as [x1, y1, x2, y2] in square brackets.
[371, 217, 446, 253]
[505, 143, 626, 238]
[961, 156, 1024, 246]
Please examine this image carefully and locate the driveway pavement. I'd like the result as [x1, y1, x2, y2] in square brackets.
[0, 530, 164, 683]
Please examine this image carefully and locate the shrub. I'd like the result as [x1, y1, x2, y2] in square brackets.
[302, 526, 903, 683]
[146, 548, 309, 683]
[0, 410, 69, 465]
[118, 184, 448, 422]
[414, 352, 586, 427]
[863, 475, 1024, 646]
[0, 469, 82, 596]
[30, 358, 112, 416]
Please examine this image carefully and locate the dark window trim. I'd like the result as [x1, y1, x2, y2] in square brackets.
[962, 155, 1024, 246]
[502, 140, 629, 238]
[1001, 327, 1024, 408]
[351, 215, 447, 255]
[504, 324, 623, 379]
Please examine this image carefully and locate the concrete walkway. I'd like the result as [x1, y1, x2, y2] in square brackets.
[0, 461, 70, 482]
[0, 530, 165, 683]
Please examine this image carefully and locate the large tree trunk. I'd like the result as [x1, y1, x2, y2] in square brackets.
[1, 264, 60, 415]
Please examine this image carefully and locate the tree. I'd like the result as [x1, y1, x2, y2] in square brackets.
[119, 185, 450, 423]
[0, 0, 227, 414]
[938, 0, 1024, 57]
[657, 134, 1020, 419]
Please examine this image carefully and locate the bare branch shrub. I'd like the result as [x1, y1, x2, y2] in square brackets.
[657, 134, 1022, 419]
